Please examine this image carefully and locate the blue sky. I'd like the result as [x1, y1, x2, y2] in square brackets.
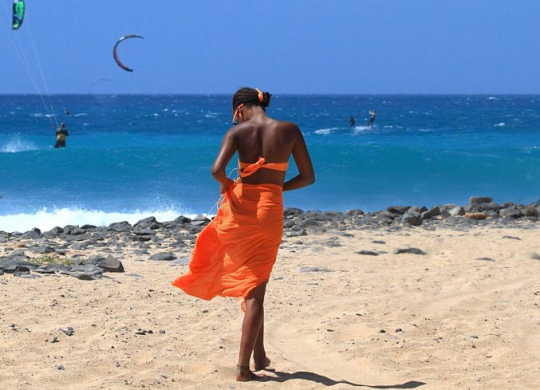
[1, 0, 540, 94]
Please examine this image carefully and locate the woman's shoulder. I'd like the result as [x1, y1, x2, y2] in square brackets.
[274, 119, 300, 131]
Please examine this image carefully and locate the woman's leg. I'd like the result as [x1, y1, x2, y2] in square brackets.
[236, 282, 267, 381]
[253, 316, 271, 371]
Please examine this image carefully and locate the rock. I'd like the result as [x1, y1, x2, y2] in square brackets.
[133, 235, 152, 242]
[47, 226, 64, 235]
[284, 207, 304, 217]
[134, 228, 156, 236]
[355, 250, 379, 256]
[525, 205, 539, 217]
[421, 210, 432, 220]
[21, 229, 42, 239]
[108, 221, 133, 232]
[97, 256, 125, 273]
[345, 209, 363, 217]
[449, 206, 466, 216]
[66, 228, 87, 236]
[387, 206, 407, 214]
[501, 208, 522, 219]
[429, 206, 442, 216]
[529, 252, 540, 260]
[134, 216, 157, 226]
[377, 218, 393, 225]
[149, 252, 177, 261]
[297, 218, 322, 229]
[33, 246, 56, 254]
[60, 327, 74, 336]
[299, 266, 332, 273]
[469, 196, 493, 208]
[393, 248, 427, 255]
[377, 210, 397, 219]
[60, 264, 103, 280]
[7, 249, 27, 258]
[402, 212, 422, 226]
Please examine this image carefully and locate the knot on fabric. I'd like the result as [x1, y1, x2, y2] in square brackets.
[240, 157, 266, 178]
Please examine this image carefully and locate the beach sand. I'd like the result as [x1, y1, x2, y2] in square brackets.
[1, 223, 540, 389]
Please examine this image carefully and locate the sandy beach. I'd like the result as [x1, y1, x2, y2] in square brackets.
[1, 216, 540, 390]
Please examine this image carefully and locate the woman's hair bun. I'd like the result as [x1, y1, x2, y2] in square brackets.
[233, 87, 272, 110]
[260, 91, 272, 108]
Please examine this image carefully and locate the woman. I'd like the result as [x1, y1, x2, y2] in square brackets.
[172, 87, 315, 381]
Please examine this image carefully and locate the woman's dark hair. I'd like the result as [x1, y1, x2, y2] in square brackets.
[232, 87, 272, 111]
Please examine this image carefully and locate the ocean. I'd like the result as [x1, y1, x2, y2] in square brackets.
[1, 94, 539, 232]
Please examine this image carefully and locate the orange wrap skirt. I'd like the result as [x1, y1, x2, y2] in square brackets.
[172, 183, 284, 304]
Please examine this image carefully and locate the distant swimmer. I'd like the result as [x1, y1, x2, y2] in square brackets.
[350, 115, 356, 127]
[368, 110, 376, 128]
[64, 109, 70, 116]
[54, 122, 69, 148]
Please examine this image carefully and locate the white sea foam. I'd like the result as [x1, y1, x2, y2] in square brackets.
[314, 128, 334, 135]
[0, 207, 203, 233]
[494, 122, 506, 127]
[0, 138, 39, 153]
[352, 126, 370, 134]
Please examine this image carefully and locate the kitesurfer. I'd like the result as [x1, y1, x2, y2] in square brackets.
[368, 110, 377, 128]
[54, 123, 69, 148]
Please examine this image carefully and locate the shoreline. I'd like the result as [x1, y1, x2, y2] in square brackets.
[1, 197, 540, 389]
[1, 195, 539, 236]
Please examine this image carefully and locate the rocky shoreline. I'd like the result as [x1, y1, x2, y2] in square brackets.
[1, 196, 539, 280]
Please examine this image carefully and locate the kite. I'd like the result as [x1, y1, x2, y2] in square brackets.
[113, 34, 143, 72]
[12, 0, 25, 30]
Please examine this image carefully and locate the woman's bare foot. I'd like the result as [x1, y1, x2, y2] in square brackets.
[236, 365, 264, 382]
[253, 356, 271, 371]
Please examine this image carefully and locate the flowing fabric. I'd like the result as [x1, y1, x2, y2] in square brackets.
[172, 182, 284, 305]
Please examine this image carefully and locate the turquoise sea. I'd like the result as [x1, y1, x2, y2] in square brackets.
[1, 94, 539, 232]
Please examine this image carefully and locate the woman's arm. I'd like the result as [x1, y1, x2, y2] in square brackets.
[283, 129, 315, 192]
[211, 129, 238, 193]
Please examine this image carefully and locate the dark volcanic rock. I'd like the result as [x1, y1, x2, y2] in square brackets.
[284, 207, 304, 217]
[469, 196, 493, 208]
[149, 252, 177, 261]
[60, 264, 103, 280]
[525, 205, 539, 218]
[402, 212, 422, 226]
[108, 221, 133, 232]
[355, 250, 379, 256]
[393, 248, 427, 255]
[387, 206, 407, 214]
[429, 206, 442, 217]
[33, 246, 56, 255]
[98, 256, 124, 272]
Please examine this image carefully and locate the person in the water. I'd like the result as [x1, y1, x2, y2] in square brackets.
[54, 123, 69, 148]
[368, 110, 376, 128]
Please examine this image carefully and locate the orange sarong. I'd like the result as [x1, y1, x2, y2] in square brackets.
[172, 182, 284, 304]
